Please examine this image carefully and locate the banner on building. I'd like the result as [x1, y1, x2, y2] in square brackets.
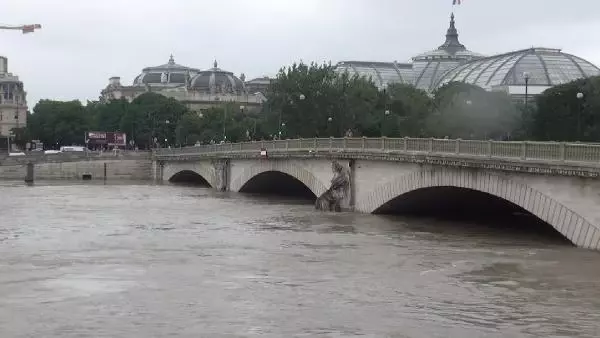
[86, 131, 127, 146]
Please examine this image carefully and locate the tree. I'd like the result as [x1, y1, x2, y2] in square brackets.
[87, 98, 129, 133]
[382, 83, 433, 137]
[532, 76, 600, 141]
[265, 62, 381, 138]
[428, 82, 521, 139]
[28, 99, 91, 148]
[122, 92, 189, 148]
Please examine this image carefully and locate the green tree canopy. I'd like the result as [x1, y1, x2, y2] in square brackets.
[28, 99, 90, 147]
[532, 76, 600, 141]
[383, 83, 433, 137]
[428, 82, 521, 140]
[264, 62, 381, 138]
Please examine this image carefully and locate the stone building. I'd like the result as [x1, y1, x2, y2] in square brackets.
[101, 56, 266, 114]
[0, 56, 28, 137]
[336, 13, 600, 98]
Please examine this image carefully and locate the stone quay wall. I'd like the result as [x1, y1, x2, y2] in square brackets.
[0, 153, 153, 181]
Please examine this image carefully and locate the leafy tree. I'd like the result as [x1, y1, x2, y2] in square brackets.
[122, 92, 188, 148]
[383, 83, 433, 137]
[532, 76, 600, 141]
[265, 62, 381, 138]
[28, 99, 91, 148]
[428, 82, 520, 140]
[87, 98, 129, 133]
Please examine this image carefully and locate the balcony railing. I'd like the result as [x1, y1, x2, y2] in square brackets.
[154, 137, 600, 163]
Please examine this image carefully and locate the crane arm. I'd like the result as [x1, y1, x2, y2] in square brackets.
[0, 24, 42, 34]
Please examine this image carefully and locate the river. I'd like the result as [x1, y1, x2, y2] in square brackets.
[0, 181, 599, 337]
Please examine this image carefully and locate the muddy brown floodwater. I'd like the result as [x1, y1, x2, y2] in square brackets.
[0, 181, 599, 338]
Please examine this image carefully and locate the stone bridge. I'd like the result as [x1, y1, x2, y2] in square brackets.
[154, 137, 600, 250]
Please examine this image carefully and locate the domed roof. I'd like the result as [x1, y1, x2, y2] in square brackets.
[411, 13, 484, 91]
[434, 47, 600, 90]
[189, 61, 246, 94]
[134, 55, 200, 86]
[412, 13, 483, 62]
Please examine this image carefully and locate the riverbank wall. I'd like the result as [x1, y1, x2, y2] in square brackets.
[0, 152, 153, 181]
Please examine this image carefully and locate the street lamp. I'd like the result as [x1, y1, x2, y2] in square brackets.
[278, 122, 286, 139]
[381, 109, 391, 137]
[523, 72, 531, 110]
[164, 120, 170, 148]
[278, 93, 304, 139]
[576, 92, 584, 140]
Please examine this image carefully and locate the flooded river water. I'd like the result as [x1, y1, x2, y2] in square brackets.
[0, 181, 599, 337]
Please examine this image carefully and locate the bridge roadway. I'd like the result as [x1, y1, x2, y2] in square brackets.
[154, 137, 600, 250]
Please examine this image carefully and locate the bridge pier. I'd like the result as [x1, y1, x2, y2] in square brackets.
[24, 162, 34, 183]
[213, 159, 229, 191]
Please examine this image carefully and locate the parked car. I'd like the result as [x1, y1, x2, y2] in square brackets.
[8, 152, 26, 156]
[60, 146, 86, 152]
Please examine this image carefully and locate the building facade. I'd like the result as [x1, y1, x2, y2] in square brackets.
[101, 56, 267, 113]
[336, 13, 600, 97]
[0, 56, 28, 137]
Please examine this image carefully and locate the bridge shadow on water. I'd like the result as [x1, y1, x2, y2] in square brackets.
[374, 186, 572, 246]
[238, 171, 317, 202]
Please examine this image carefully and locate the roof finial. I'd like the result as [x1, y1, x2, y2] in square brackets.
[168, 54, 175, 64]
[213, 59, 218, 68]
[438, 12, 466, 54]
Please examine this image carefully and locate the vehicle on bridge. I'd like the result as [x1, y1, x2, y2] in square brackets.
[60, 146, 87, 153]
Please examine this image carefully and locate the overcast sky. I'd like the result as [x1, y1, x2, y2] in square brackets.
[2, 0, 600, 107]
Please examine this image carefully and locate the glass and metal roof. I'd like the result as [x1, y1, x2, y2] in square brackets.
[134, 55, 200, 86]
[411, 13, 484, 92]
[335, 61, 413, 89]
[434, 47, 600, 90]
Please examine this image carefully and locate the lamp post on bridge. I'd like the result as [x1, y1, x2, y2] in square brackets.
[278, 93, 304, 139]
[576, 92, 584, 140]
[523, 72, 530, 111]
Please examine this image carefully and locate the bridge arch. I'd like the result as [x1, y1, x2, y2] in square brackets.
[162, 162, 216, 188]
[230, 161, 329, 198]
[361, 168, 600, 249]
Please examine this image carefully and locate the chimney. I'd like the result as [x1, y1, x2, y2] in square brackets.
[0, 56, 7, 74]
[109, 76, 121, 87]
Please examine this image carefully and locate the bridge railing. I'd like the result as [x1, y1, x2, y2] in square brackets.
[154, 138, 600, 163]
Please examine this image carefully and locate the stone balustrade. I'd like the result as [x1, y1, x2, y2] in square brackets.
[154, 137, 600, 163]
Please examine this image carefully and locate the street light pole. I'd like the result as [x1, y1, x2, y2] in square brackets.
[278, 93, 304, 139]
[223, 104, 228, 142]
[576, 92, 584, 140]
[381, 84, 389, 136]
[523, 72, 530, 111]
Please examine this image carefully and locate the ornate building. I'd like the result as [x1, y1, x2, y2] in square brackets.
[336, 13, 600, 97]
[101, 56, 266, 113]
[0, 56, 27, 137]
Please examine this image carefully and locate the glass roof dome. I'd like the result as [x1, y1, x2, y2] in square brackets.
[134, 55, 199, 86]
[411, 13, 484, 92]
[189, 61, 246, 94]
[334, 61, 413, 89]
[434, 47, 600, 90]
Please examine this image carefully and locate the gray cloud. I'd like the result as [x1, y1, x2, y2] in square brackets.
[2, 0, 599, 107]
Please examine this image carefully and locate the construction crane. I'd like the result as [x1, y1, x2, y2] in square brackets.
[0, 24, 41, 34]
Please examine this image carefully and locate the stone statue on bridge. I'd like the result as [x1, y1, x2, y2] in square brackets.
[315, 161, 350, 212]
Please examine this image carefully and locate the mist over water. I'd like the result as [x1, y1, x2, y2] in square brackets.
[0, 181, 598, 338]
